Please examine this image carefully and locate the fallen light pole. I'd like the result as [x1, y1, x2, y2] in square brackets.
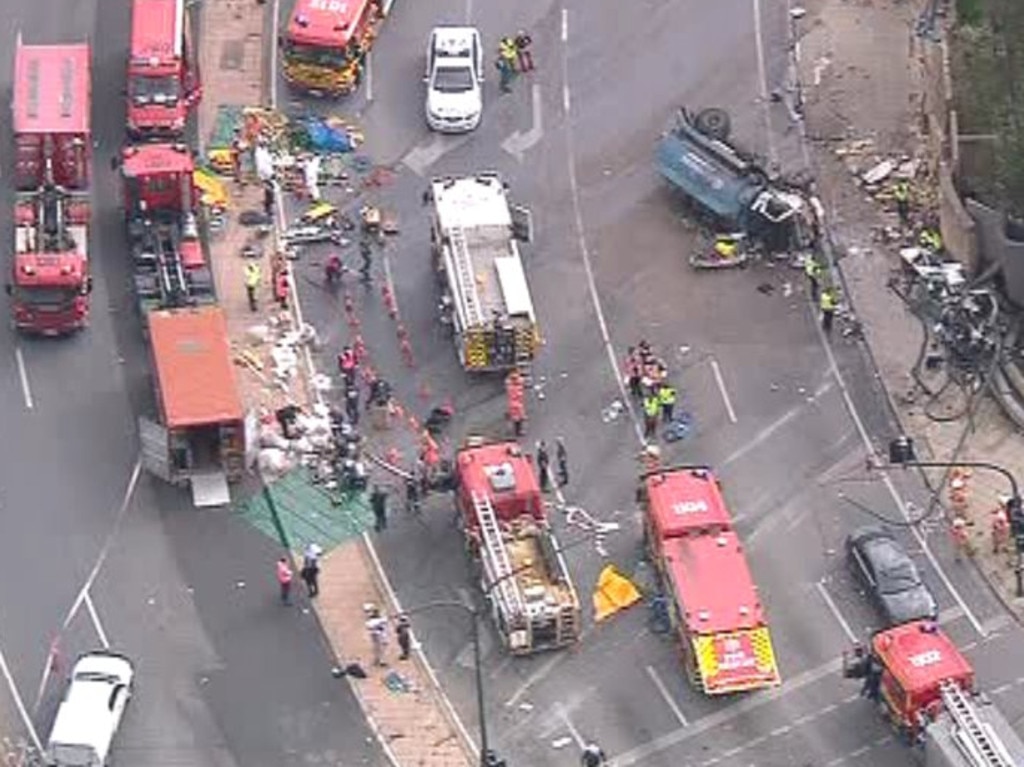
[881, 435, 1024, 597]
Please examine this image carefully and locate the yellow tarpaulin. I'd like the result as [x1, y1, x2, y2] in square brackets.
[193, 169, 230, 209]
[592, 565, 642, 622]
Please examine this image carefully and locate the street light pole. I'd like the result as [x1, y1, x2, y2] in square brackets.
[470, 609, 488, 763]
[883, 436, 1024, 597]
[399, 600, 489, 765]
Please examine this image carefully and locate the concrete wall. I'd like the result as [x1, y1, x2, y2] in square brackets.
[967, 200, 1024, 304]
[920, 35, 982, 274]
[938, 161, 979, 272]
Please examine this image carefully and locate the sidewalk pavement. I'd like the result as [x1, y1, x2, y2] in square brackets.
[197, 1, 475, 763]
[798, 0, 1024, 612]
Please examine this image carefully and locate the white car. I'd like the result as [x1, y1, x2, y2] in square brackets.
[47, 650, 135, 767]
[425, 26, 484, 133]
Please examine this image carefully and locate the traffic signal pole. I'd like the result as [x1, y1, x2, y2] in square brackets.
[886, 436, 1024, 596]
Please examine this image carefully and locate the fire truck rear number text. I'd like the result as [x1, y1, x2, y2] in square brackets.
[310, 0, 349, 12]
[672, 500, 708, 515]
[719, 638, 755, 671]
[908, 650, 942, 667]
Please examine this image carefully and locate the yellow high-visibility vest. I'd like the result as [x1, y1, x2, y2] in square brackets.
[659, 386, 676, 406]
[245, 263, 262, 288]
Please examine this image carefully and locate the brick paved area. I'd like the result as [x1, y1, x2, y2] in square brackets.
[196, 1, 476, 762]
[317, 542, 473, 767]
[799, 0, 1024, 613]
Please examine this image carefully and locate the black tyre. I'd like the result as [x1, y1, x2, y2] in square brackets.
[694, 108, 731, 141]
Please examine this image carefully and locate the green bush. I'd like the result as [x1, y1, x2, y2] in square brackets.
[957, 0, 984, 27]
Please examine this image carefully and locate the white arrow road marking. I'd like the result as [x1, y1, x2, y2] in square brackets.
[501, 83, 544, 163]
[401, 133, 472, 176]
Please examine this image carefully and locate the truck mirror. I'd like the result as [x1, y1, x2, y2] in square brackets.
[85, 276, 94, 295]
[277, 35, 285, 48]
[110, 154, 122, 171]
[3, 284, 10, 296]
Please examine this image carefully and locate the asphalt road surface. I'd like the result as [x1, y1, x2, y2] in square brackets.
[0, 1, 382, 764]
[284, 0, 1024, 765]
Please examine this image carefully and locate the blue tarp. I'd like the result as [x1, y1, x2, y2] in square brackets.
[306, 118, 355, 153]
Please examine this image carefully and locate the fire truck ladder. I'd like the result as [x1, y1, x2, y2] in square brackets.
[449, 227, 483, 329]
[152, 224, 189, 305]
[471, 491, 524, 619]
[940, 680, 1015, 767]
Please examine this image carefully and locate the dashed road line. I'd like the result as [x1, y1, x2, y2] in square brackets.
[15, 347, 34, 410]
[751, 0, 778, 165]
[559, 5, 642, 443]
[816, 580, 858, 643]
[645, 665, 689, 726]
[558, 706, 586, 749]
[83, 590, 110, 649]
[709, 357, 738, 424]
[770, 724, 791, 737]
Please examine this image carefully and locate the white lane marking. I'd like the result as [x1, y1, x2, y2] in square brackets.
[270, 0, 280, 108]
[504, 650, 567, 708]
[645, 665, 689, 726]
[709, 357, 737, 424]
[751, 0, 778, 165]
[402, 133, 471, 176]
[0, 640, 43, 751]
[15, 347, 34, 410]
[501, 83, 544, 162]
[559, 7, 643, 443]
[720, 381, 835, 469]
[561, 7, 568, 42]
[558, 707, 586, 748]
[562, 84, 571, 113]
[613, 656, 845, 765]
[83, 591, 110, 649]
[62, 459, 142, 631]
[365, 50, 374, 102]
[812, 300, 986, 637]
[32, 639, 57, 713]
[816, 581, 858, 643]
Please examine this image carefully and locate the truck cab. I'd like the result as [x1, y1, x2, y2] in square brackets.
[845, 620, 1024, 764]
[281, 0, 382, 96]
[127, 0, 201, 138]
[121, 143, 213, 321]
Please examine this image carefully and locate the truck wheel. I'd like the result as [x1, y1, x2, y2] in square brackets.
[694, 108, 730, 141]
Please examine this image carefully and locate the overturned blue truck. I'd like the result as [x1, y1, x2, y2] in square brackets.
[655, 107, 815, 254]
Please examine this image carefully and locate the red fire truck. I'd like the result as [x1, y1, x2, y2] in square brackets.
[455, 439, 580, 654]
[7, 41, 93, 334]
[120, 143, 215, 326]
[845, 620, 1024, 765]
[640, 465, 781, 694]
[280, 0, 383, 97]
[127, 0, 201, 138]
